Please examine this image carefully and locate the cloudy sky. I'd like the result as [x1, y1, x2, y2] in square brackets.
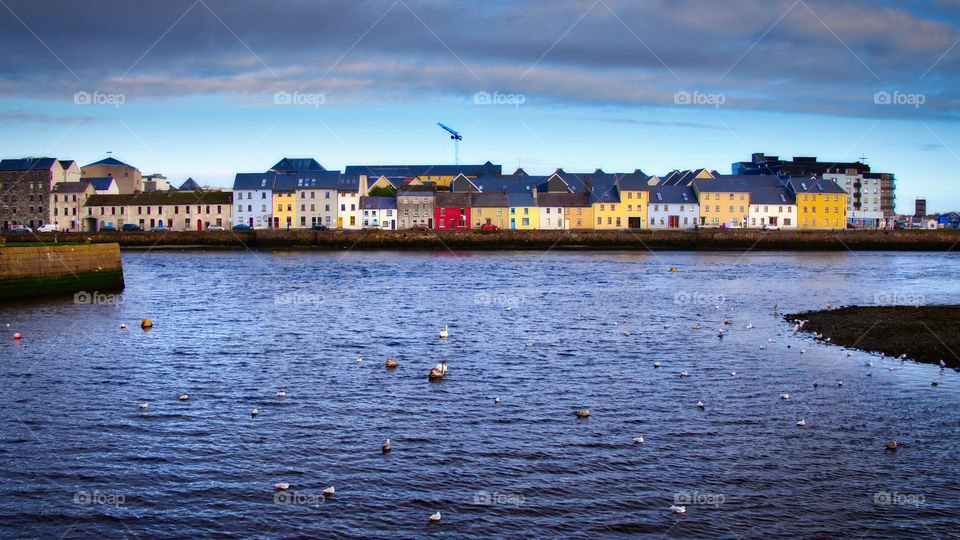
[1, 0, 959, 211]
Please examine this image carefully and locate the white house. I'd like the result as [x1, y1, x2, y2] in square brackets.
[359, 196, 397, 229]
[824, 171, 885, 228]
[747, 187, 797, 229]
[646, 186, 699, 229]
[337, 175, 363, 229]
[233, 172, 275, 228]
[290, 171, 339, 228]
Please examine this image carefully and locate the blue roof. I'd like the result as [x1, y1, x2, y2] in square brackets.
[84, 157, 137, 169]
[0, 157, 59, 171]
[344, 161, 501, 178]
[360, 196, 397, 210]
[648, 185, 698, 204]
[508, 192, 537, 207]
[270, 158, 325, 173]
[233, 172, 277, 190]
[85, 177, 115, 191]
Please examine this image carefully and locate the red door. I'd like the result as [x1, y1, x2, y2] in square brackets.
[197, 219, 202, 231]
[669, 215, 679, 228]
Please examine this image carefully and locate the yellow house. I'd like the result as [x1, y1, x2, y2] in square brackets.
[788, 178, 848, 229]
[585, 173, 626, 229]
[617, 172, 650, 229]
[693, 178, 751, 227]
[507, 192, 538, 229]
[470, 192, 510, 229]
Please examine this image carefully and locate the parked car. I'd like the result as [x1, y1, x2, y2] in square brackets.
[9, 224, 32, 232]
[99, 226, 118, 232]
[411, 225, 429, 231]
[121, 224, 143, 232]
[207, 225, 224, 231]
[312, 224, 328, 231]
[232, 224, 252, 230]
[151, 226, 168, 232]
[480, 224, 500, 231]
[37, 224, 58, 232]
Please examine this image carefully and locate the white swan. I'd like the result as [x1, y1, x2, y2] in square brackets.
[429, 511, 441, 522]
[439, 325, 449, 339]
[323, 486, 335, 496]
[796, 419, 806, 426]
[670, 505, 686, 514]
[633, 436, 644, 444]
[274, 483, 289, 490]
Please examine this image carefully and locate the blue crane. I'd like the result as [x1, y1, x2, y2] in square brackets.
[437, 122, 462, 165]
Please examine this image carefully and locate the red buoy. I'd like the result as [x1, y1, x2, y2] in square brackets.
[13, 333, 22, 340]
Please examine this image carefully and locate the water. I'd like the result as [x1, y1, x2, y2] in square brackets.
[1, 250, 959, 538]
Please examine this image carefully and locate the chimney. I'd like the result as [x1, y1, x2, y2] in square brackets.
[585, 179, 592, 192]
[359, 175, 368, 197]
[503, 187, 508, 195]
[532, 186, 538, 198]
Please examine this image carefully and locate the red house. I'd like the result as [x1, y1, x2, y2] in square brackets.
[434, 192, 471, 230]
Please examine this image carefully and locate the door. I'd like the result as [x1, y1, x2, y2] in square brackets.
[428, 218, 433, 228]
[249, 217, 253, 227]
[338, 217, 343, 228]
[669, 215, 679, 228]
[197, 219, 202, 231]
[769, 216, 778, 226]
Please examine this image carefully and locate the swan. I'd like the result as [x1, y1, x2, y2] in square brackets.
[796, 419, 806, 426]
[382, 439, 391, 453]
[670, 505, 686, 514]
[323, 486, 335, 496]
[439, 326, 449, 339]
[633, 436, 644, 444]
[429, 511, 441, 522]
[274, 483, 290, 490]
[179, 395, 188, 401]
[429, 361, 448, 381]
[574, 409, 590, 418]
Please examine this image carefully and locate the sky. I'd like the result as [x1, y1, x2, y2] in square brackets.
[1, 0, 959, 212]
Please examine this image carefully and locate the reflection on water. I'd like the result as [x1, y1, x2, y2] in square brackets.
[0, 250, 958, 538]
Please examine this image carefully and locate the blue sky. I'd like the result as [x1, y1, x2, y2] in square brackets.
[1, 0, 959, 212]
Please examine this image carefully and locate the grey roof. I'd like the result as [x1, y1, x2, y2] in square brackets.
[0, 157, 59, 171]
[435, 192, 470, 207]
[345, 161, 501, 178]
[471, 173, 537, 194]
[617, 171, 652, 190]
[397, 185, 437, 195]
[469, 192, 509, 207]
[693, 175, 785, 193]
[648, 185, 698, 205]
[179, 177, 201, 191]
[749, 187, 795, 205]
[58, 160, 76, 169]
[586, 173, 620, 203]
[270, 158, 325, 172]
[233, 172, 276, 190]
[360, 196, 397, 210]
[508, 192, 537, 207]
[50, 181, 92, 193]
[83, 157, 137, 169]
[86, 191, 232, 206]
[86, 177, 115, 191]
[786, 177, 847, 194]
[536, 192, 591, 207]
[273, 173, 299, 192]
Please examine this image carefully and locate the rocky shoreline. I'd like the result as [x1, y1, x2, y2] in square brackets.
[786, 305, 960, 369]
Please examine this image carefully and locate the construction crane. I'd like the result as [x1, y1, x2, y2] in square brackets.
[437, 122, 462, 164]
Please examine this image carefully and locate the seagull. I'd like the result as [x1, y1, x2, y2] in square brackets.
[382, 439, 391, 453]
[796, 419, 806, 426]
[251, 409, 259, 417]
[429, 511, 442, 522]
[940, 360, 946, 368]
[680, 371, 689, 377]
[723, 319, 732, 325]
[889, 366, 895, 372]
[692, 324, 701, 329]
[274, 483, 290, 490]
[277, 391, 286, 397]
[838, 381, 843, 387]
[633, 436, 644, 444]
[653, 362, 661, 368]
[730, 371, 736, 376]
[670, 505, 686, 514]
[439, 325, 449, 339]
[866, 372, 872, 377]
[179, 395, 188, 401]
[865, 361, 873, 367]
[813, 382, 818, 388]
[932, 380, 940, 386]
[624, 331, 632, 336]
[505, 307, 512, 311]
[847, 352, 853, 357]
[356, 358, 363, 363]
[323, 486, 335, 496]
[900, 353, 907, 360]
[800, 349, 806, 354]
[759, 345, 767, 350]
[780, 393, 790, 400]
[138, 403, 148, 409]
[697, 401, 705, 409]
[768, 338, 776, 343]
[525, 343, 532, 347]
[746, 323, 753, 329]
[494, 397, 501, 403]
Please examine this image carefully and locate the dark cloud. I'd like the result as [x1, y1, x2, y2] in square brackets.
[0, 0, 957, 119]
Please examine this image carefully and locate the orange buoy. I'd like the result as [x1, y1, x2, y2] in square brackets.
[670, 268, 677, 272]
[141, 319, 153, 329]
[13, 333, 22, 340]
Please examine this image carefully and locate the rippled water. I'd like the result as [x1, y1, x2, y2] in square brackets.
[1, 249, 959, 538]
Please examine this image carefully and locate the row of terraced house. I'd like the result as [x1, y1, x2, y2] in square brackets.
[0, 153, 897, 232]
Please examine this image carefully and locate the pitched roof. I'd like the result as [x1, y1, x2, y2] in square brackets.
[86, 191, 232, 206]
[179, 177, 201, 191]
[535, 192, 591, 207]
[83, 157, 137, 169]
[749, 187, 795, 205]
[694, 175, 785, 193]
[359, 196, 397, 210]
[647, 185, 698, 205]
[85, 177, 116, 191]
[470, 192, 509, 207]
[233, 172, 276, 190]
[508, 192, 537, 207]
[397, 185, 437, 195]
[50, 181, 92, 194]
[435, 192, 470, 207]
[58, 160, 77, 169]
[617, 171, 652, 190]
[786, 177, 847, 195]
[270, 158, 325, 172]
[344, 161, 501, 178]
[0, 157, 59, 171]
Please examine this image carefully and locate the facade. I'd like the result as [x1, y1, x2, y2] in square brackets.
[59, 160, 81, 183]
[50, 181, 95, 231]
[746, 187, 796, 229]
[272, 174, 297, 228]
[537, 195, 565, 230]
[0, 157, 67, 230]
[338, 176, 361, 229]
[646, 186, 699, 229]
[81, 157, 142, 194]
[786, 178, 848, 229]
[292, 172, 339, 228]
[507, 192, 538, 229]
[824, 170, 884, 227]
[434, 192, 470, 230]
[233, 173, 275, 228]
[359, 196, 397, 229]
[397, 186, 436, 229]
[84, 191, 232, 231]
[86, 177, 121, 195]
[470, 192, 509, 229]
[692, 177, 753, 227]
[142, 174, 170, 192]
[617, 172, 650, 229]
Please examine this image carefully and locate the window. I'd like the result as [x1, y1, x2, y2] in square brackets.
[600, 204, 604, 211]
[627, 192, 632, 199]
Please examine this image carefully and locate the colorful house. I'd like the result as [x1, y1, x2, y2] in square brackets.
[747, 187, 796, 228]
[345, 162, 500, 189]
[616, 171, 651, 229]
[434, 192, 470, 230]
[507, 192, 538, 229]
[589, 173, 625, 229]
[646, 186, 699, 229]
[692, 176, 755, 227]
[397, 185, 436, 229]
[470, 192, 509, 229]
[337, 175, 362, 229]
[272, 174, 297, 229]
[359, 196, 397, 229]
[232, 172, 275, 228]
[293, 171, 340, 228]
[786, 178, 848, 229]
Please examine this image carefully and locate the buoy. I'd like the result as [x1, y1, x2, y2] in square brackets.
[141, 319, 152, 329]
[670, 268, 677, 272]
[13, 333, 21, 340]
